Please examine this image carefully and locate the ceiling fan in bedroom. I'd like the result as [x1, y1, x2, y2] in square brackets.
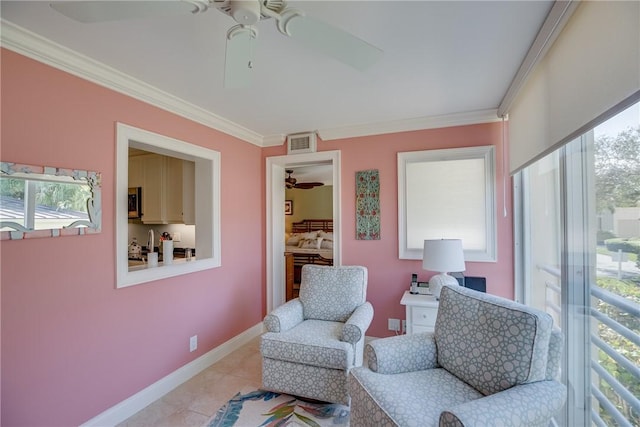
[49, 0, 384, 88]
[285, 169, 323, 190]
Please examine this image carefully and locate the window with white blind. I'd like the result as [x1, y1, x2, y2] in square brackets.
[398, 146, 496, 262]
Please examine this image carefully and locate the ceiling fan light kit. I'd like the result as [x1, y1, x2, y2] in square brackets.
[228, 0, 261, 25]
[224, 24, 258, 88]
[50, 0, 383, 89]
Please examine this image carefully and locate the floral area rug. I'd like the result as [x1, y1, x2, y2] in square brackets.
[205, 388, 349, 427]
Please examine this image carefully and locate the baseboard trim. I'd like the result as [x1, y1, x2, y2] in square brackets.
[80, 323, 264, 427]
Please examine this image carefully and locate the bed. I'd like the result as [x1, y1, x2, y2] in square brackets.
[286, 219, 333, 257]
[285, 219, 334, 299]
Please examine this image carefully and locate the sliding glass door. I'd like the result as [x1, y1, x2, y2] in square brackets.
[515, 102, 639, 426]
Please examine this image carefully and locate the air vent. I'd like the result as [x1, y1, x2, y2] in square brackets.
[287, 132, 317, 154]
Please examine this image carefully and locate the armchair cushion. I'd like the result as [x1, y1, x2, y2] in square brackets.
[439, 380, 567, 427]
[349, 367, 483, 427]
[261, 319, 355, 370]
[546, 329, 563, 380]
[263, 298, 304, 333]
[299, 265, 368, 322]
[366, 332, 438, 375]
[342, 301, 374, 344]
[435, 286, 553, 395]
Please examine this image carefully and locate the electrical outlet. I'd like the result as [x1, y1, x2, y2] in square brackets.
[388, 318, 400, 332]
[173, 232, 181, 242]
[189, 335, 197, 352]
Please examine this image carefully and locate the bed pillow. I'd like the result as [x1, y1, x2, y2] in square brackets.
[286, 233, 301, 246]
[300, 231, 319, 239]
[299, 237, 323, 249]
[318, 231, 333, 240]
[320, 239, 333, 249]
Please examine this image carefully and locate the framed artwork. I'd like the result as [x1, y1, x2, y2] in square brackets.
[356, 169, 380, 240]
[128, 187, 142, 219]
[285, 200, 293, 215]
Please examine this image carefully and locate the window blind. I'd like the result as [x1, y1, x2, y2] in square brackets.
[507, 1, 640, 174]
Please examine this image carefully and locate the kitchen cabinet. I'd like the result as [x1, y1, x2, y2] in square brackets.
[128, 156, 143, 188]
[128, 153, 195, 224]
[130, 153, 192, 224]
[141, 154, 165, 223]
[163, 156, 183, 223]
[182, 160, 195, 225]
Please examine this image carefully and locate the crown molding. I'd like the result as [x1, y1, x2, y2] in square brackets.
[262, 134, 286, 147]
[1, 20, 503, 147]
[0, 20, 264, 147]
[317, 109, 501, 141]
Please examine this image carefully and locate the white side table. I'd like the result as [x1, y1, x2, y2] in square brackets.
[400, 291, 439, 334]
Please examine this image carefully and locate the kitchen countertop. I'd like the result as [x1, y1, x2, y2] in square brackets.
[129, 247, 194, 261]
[128, 247, 195, 269]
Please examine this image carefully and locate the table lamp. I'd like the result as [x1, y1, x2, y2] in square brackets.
[422, 239, 465, 299]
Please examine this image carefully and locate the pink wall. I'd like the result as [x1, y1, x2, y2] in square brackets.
[2, 48, 514, 426]
[265, 123, 514, 338]
[1, 49, 265, 426]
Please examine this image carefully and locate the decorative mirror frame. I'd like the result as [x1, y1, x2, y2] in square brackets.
[0, 161, 102, 240]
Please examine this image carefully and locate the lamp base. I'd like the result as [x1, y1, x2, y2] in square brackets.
[428, 273, 460, 300]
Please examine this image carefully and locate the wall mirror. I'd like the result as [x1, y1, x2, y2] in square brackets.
[0, 161, 101, 240]
[116, 123, 221, 288]
[398, 145, 497, 262]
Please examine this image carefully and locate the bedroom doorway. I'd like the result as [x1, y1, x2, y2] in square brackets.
[265, 151, 341, 313]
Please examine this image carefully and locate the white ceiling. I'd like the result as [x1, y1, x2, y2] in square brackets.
[1, 1, 553, 145]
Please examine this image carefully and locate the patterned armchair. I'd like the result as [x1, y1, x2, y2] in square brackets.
[261, 264, 373, 405]
[348, 285, 566, 426]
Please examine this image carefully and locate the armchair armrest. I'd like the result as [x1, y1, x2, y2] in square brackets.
[367, 332, 438, 374]
[263, 298, 304, 333]
[439, 380, 566, 427]
[341, 302, 374, 344]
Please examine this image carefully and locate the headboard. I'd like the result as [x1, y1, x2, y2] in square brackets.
[291, 219, 333, 233]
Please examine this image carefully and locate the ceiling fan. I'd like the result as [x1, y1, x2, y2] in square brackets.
[285, 169, 323, 190]
[49, 0, 384, 88]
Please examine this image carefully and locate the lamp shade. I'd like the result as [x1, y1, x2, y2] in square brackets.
[422, 239, 465, 273]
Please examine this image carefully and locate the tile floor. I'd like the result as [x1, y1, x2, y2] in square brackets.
[117, 337, 262, 427]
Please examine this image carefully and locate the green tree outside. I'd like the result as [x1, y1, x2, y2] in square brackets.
[1, 177, 91, 213]
[595, 126, 640, 213]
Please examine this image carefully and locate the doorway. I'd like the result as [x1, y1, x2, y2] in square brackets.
[265, 151, 341, 313]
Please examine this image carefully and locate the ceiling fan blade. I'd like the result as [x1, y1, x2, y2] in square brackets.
[50, 1, 197, 23]
[224, 25, 257, 89]
[286, 15, 383, 72]
[295, 182, 324, 189]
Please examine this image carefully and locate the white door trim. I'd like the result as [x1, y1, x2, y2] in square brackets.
[265, 151, 341, 313]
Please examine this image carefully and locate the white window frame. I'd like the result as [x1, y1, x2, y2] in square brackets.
[513, 134, 598, 427]
[115, 123, 221, 288]
[398, 146, 497, 262]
